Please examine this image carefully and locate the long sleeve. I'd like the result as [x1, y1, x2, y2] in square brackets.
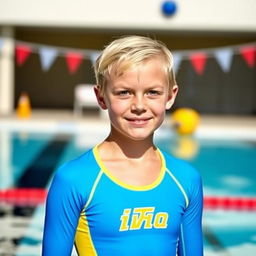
[177, 172, 204, 256]
[42, 165, 84, 256]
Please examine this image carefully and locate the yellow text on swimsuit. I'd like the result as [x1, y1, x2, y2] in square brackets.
[119, 207, 168, 231]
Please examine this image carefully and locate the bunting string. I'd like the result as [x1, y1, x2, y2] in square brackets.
[0, 36, 255, 75]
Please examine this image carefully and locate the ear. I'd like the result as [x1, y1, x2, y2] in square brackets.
[166, 85, 179, 110]
[94, 85, 108, 110]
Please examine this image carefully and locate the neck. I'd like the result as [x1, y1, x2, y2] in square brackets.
[102, 130, 156, 160]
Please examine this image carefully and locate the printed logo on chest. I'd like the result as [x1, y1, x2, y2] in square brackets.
[119, 207, 168, 231]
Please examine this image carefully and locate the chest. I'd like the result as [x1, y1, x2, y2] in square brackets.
[84, 173, 186, 239]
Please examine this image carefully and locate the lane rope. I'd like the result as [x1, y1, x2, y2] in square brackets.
[0, 188, 256, 210]
[204, 196, 256, 211]
[0, 188, 47, 206]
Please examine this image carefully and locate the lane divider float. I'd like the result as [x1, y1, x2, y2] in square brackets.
[204, 196, 256, 211]
[0, 188, 47, 206]
[0, 188, 256, 210]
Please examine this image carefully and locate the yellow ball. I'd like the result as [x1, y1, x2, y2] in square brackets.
[171, 108, 200, 135]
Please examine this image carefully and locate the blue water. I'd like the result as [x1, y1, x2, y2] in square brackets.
[157, 135, 256, 255]
[157, 136, 256, 197]
[0, 131, 256, 256]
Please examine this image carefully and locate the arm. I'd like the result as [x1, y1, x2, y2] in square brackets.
[42, 166, 83, 256]
[177, 173, 204, 256]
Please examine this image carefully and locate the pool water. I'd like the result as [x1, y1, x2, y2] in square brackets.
[0, 130, 255, 256]
[157, 136, 256, 197]
[158, 136, 256, 256]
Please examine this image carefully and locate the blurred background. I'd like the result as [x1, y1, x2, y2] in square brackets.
[0, 0, 256, 255]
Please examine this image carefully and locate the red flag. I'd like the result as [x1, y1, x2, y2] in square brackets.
[189, 52, 207, 75]
[16, 45, 32, 66]
[240, 46, 255, 68]
[65, 52, 83, 74]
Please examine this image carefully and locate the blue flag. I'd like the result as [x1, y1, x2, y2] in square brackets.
[214, 48, 233, 72]
[90, 51, 101, 65]
[172, 53, 182, 74]
[39, 47, 58, 71]
[0, 37, 4, 53]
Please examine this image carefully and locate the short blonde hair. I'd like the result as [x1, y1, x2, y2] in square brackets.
[94, 35, 176, 95]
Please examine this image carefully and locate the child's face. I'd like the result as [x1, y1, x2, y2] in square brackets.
[95, 57, 178, 142]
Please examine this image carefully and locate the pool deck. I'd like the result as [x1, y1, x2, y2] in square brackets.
[1, 110, 256, 140]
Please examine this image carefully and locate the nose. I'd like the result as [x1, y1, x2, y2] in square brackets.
[131, 94, 146, 113]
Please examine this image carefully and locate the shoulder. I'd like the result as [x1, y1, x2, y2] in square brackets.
[56, 148, 97, 177]
[160, 149, 202, 196]
[162, 150, 200, 177]
[52, 147, 101, 194]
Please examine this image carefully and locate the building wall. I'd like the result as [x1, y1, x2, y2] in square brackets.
[0, 0, 256, 32]
[1, 0, 256, 115]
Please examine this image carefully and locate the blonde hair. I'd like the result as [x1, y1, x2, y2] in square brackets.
[94, 35, 176, 95]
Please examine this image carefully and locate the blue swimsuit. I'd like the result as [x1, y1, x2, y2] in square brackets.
[42, 146, 203, 255]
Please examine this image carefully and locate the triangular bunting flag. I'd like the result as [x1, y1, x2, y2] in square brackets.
[65, 52, 83, 74]
[90, 51, 101, 65]
[0, 37, 4, 52]
[172, 53, 182, 74]
[16, 44, 32, 66]
[189, 52, 207, 75]
[240, 46, 255, 68]
[214, 48, 233, 72]
[39, 47, 58, 71]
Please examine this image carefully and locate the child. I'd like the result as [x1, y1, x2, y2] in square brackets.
[42, 35, 204, 256]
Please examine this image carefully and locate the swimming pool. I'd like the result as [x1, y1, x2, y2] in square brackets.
[0, 128, 255, 256]
[157, 135, 256, 256]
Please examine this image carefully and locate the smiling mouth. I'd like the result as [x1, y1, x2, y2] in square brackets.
[125, 117, 152, 125]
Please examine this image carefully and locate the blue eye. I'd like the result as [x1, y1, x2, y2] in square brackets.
[117, 90, 131, 96]
[147, 90, 161, 95]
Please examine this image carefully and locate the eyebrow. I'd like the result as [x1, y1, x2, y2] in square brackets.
[111, 85, 166, 92]
[112, 82, 166, 88]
